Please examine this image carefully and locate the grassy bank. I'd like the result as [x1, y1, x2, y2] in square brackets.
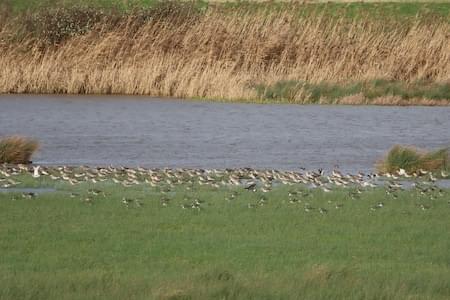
[255, 79, 450, 105]
[0, 167, 449, 299]
[0, 1, 449, 105]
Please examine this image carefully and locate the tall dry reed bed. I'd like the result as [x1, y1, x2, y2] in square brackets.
[0, 4, 449, 104]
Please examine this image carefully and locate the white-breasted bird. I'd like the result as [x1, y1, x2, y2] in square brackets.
[32, 166, 40, 178]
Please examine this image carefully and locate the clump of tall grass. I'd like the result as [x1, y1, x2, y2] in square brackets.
[0, 136, 39, 164]
[377, 145, 449, 174]
[0, 2, 449, 103]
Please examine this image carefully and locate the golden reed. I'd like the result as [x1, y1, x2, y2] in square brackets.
[0, 136, 39, 164]
[0, 7, 449, 104]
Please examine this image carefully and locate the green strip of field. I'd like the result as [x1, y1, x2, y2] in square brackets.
[1, 178, 449, 299]
[219, 1, 450, 20]
[255, 80, 450, 104]
[3, 0, 450, 20]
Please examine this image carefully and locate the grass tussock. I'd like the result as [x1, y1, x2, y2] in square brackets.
[0, 136, 39, 164]
[378, 145, 449, 174]
[0, 2, 449, 104]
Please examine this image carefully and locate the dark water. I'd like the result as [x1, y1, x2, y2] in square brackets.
[1, 95, 449, 173]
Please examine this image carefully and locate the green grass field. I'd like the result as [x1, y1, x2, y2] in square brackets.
[1, 173, 449, 299]
[3, 0, 450, 20]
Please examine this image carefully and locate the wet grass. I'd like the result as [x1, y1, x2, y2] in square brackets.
[1, 176, 450, 299]
[378, 145, 449, 174]
[0, 136, 39, 164]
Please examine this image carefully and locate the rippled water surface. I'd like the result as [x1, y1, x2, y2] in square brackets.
[1, 95, 449, 173]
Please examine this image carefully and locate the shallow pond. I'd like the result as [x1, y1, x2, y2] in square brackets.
[1, 95, 449, 173]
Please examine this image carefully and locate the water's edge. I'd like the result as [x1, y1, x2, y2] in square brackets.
[1, 95, 449, 173]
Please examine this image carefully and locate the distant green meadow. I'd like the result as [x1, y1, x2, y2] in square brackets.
[1, 175, 449, 299]
[3, 0, 450, 21]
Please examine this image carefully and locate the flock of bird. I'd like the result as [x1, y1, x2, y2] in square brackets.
[0, 164, 448, 212]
